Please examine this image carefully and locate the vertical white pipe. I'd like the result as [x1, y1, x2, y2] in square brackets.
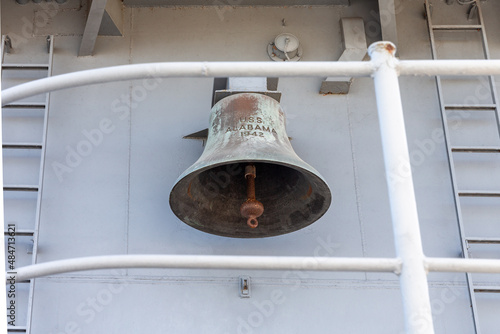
[369, 42, 435, 334]
[0, 38, 9, 331]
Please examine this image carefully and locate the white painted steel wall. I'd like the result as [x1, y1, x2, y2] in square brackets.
[2, 0, 500, 333]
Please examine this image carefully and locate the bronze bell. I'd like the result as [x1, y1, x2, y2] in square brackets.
[169, 93, 331, 238]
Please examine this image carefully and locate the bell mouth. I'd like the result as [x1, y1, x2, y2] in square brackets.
[169, 161, 331, 238]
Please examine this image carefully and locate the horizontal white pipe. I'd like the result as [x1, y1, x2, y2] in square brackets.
[1, 61, 373, 105]
[3, 58, 500, 105]
[7, 255, 402, 281]
[426, 257, 500, 274]
[10, 255, 500, 282]
[398, 60, 500, 77]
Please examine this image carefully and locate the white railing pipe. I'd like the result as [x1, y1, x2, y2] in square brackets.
[398, 59, 500, 76]
[426, 258, 500, 273]
[8, 255, 402, 282]
[1, 61, 373, 105]
[4, 58, 500, 106]
[369, 42, 434, 334]
[9, 255, 500, 282]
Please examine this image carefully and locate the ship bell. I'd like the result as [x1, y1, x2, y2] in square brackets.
[169, 93, 331, 238]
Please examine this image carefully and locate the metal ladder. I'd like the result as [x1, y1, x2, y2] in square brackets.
[2, 35, 54, 334]
[424, 1, 500, 333]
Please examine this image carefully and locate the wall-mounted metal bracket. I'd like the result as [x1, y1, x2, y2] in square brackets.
[213, 77, 281, 105]
[467, 3, 478, 21]
[183, 128, 209, 140]
[320, 18, 367, 95]
[27, 239, 34, 255]
[79, 0, 123, 56]
[46, 35, 52, 54]
[214, 90, 281, 106]
[4, 36, 12, 54]
[239, 276, 251, 298]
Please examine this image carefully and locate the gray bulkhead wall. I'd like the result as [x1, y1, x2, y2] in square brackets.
[1, 0, 499, 332]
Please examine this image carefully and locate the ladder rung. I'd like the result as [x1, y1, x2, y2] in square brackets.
[466, 237, 500, 244]
[474, 286, 500, 293]
[5, 279, 30, 284]
[3, 143, 43, 149]
[445, 104, 496, 110]
[452, 146, 500, 153]
[2, 63, 49, 70]
[4, 229, 34, 237]
[432, 25, 482, 31]
[2, 102, 46, 109]
[7, 326, 27, 333]
[3, 186, 39, 192]
[459, 191, 500, 197]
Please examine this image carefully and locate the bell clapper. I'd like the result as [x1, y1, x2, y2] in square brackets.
[240, 164, 264, 228]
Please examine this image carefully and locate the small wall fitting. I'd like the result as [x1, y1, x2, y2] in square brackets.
[268, 33, 302, 62]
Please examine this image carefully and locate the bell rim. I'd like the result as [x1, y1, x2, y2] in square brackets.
[169, 158, 332, 239]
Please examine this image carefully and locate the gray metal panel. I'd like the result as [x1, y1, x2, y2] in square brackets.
[29, 279, 408, 334]
[30, 278, 481, 333]
[3, 149, 41, 186]
[2, 108, 44, 144]
[342, 76, 397, 281]
[476, 292, 500, 334]
[3, 192, 38, 231]
[37, 84, 131, 266]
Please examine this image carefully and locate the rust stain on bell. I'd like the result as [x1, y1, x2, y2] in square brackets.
[169, 93, 332, 238]
[301, 185, 313, 200]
